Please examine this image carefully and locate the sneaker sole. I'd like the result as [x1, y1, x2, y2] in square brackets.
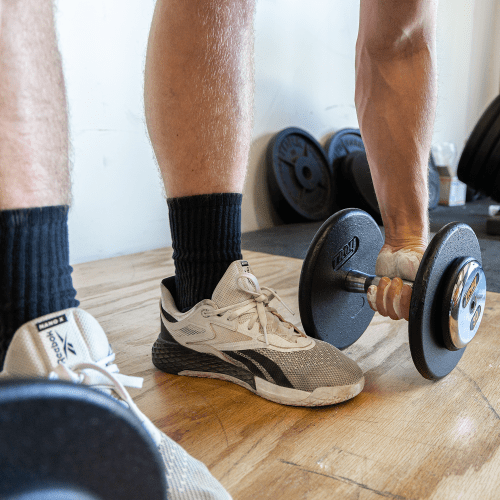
[152, 337, 364, 407]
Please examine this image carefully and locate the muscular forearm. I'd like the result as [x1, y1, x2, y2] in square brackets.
[355, 0, 438, 251]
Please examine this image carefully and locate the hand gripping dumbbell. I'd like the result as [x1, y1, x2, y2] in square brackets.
[298, 208, 487, 380]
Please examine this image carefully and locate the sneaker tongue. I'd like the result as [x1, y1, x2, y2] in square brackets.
[2, 309, 112, 378]
[211, 260, 298, 341]
[212, 260, 257, 308]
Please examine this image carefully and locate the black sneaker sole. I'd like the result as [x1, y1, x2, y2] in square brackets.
[152, 336, 365, 407]
[152, 337, 257, 390]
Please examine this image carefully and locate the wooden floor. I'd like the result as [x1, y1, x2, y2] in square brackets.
[73, 248, 500, 500]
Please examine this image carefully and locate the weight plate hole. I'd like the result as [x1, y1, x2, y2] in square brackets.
[470, 296, 477, 313]
[303, 166, 312, 180]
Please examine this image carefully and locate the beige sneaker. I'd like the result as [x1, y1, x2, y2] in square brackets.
[1, 309, 232, 500]
[153, 260, 364, 406]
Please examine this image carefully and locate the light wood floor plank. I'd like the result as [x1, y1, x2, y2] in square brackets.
[72, 248, 500, 500]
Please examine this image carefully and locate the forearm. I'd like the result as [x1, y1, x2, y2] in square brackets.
[355, 0, 438, 251]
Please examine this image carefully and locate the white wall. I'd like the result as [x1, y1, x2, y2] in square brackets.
[56, 1, 496, 264]
[244, 0, 360, 230]
[56, 0, 166, 264]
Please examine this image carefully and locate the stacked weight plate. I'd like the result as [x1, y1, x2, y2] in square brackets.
[457, 95, 500, 201]
[266, 128, 334, 223]
[267, 127, 440, 223]
[325, 129, 382, 224]
[326, 128, 440, 217]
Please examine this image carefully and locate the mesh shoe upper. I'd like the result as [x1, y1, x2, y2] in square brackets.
[159, 260, 364, 392]
[1, 308, 232, 500]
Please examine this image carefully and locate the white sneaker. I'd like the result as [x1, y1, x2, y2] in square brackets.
[153, 260, 364, 406]
[0, 308, 232, 500]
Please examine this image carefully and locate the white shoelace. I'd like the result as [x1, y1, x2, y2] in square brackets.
[205, 272, 304, 345]
[48, 353, 159, 440]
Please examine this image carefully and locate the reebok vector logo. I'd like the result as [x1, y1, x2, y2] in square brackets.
[45, 329, 77, 364]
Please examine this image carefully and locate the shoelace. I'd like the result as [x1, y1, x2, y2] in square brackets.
[205, 272, 304, 345]
[48, 353, 159, 440]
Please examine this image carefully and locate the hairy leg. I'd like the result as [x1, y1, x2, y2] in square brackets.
[0, 0, 77, 367]
[0, 0, 70, 209]
[144, 0, 255, 311]
[144, 0, 255, 197]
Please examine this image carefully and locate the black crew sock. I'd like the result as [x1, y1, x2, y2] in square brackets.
[0, 206, 79, 369]
[168, 193, 243, 312]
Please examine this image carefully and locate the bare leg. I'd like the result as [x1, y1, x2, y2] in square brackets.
[0, 0, 78, 368]
[0, 0, 70, 209]
[144, 0, 255, 312]
[356, 0, 438, 320]
[144, 0, 255, 198]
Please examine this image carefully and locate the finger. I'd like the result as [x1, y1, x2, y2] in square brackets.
[376, 277, 391, 317]
[399, 284, 412, 321]
[367, 285, 377, 311]
[386, 277, 404, 320]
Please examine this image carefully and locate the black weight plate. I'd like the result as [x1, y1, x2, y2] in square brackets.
[325, 129, 365, 214]
[408, 223, 482, 380]
[326, 128, 364, 169]
[349, 151, 383, 222]
[481, 133, 500, 201]
[328, 129, 439, 212]
[334, 152, 358, 214]
[458, 95, 500, 188]
[0, 379, 166, 500]
[326, 129, 379, 221]
[267, 128, 333, 222]
[467, 110, 500, 191]
[299, 208, 384, 349]
[475, 121, 500, 195]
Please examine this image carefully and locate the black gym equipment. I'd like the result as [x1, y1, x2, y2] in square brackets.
[0, 379, 166, 500]
[266, 127, 334, 223]
[326, 128, 441, 215]
[457, 95, 500, 201]
[325, 129, 382, 223]
[299, 208, 486, 380]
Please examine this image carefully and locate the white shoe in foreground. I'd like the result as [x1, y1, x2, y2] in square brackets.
[153, 260, 365, 406]
[0, 308, 232, 500]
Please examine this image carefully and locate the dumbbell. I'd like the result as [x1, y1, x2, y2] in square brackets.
[457, 95, 500, 201]
[0, 379, 166, 500]
[299, 208, 486, 380]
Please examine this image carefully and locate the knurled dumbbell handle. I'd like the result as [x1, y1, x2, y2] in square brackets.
[344, 269, 414, 294]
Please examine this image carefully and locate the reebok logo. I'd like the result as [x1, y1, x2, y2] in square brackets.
[37, 314, 68, 332]
[46, 330, 77, 364]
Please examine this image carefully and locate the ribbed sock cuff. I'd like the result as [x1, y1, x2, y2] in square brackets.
[168, 193, 243, 312]
[0, 206, 79, 368]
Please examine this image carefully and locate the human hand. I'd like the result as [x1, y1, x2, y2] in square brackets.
[366, 246, 425, 321]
